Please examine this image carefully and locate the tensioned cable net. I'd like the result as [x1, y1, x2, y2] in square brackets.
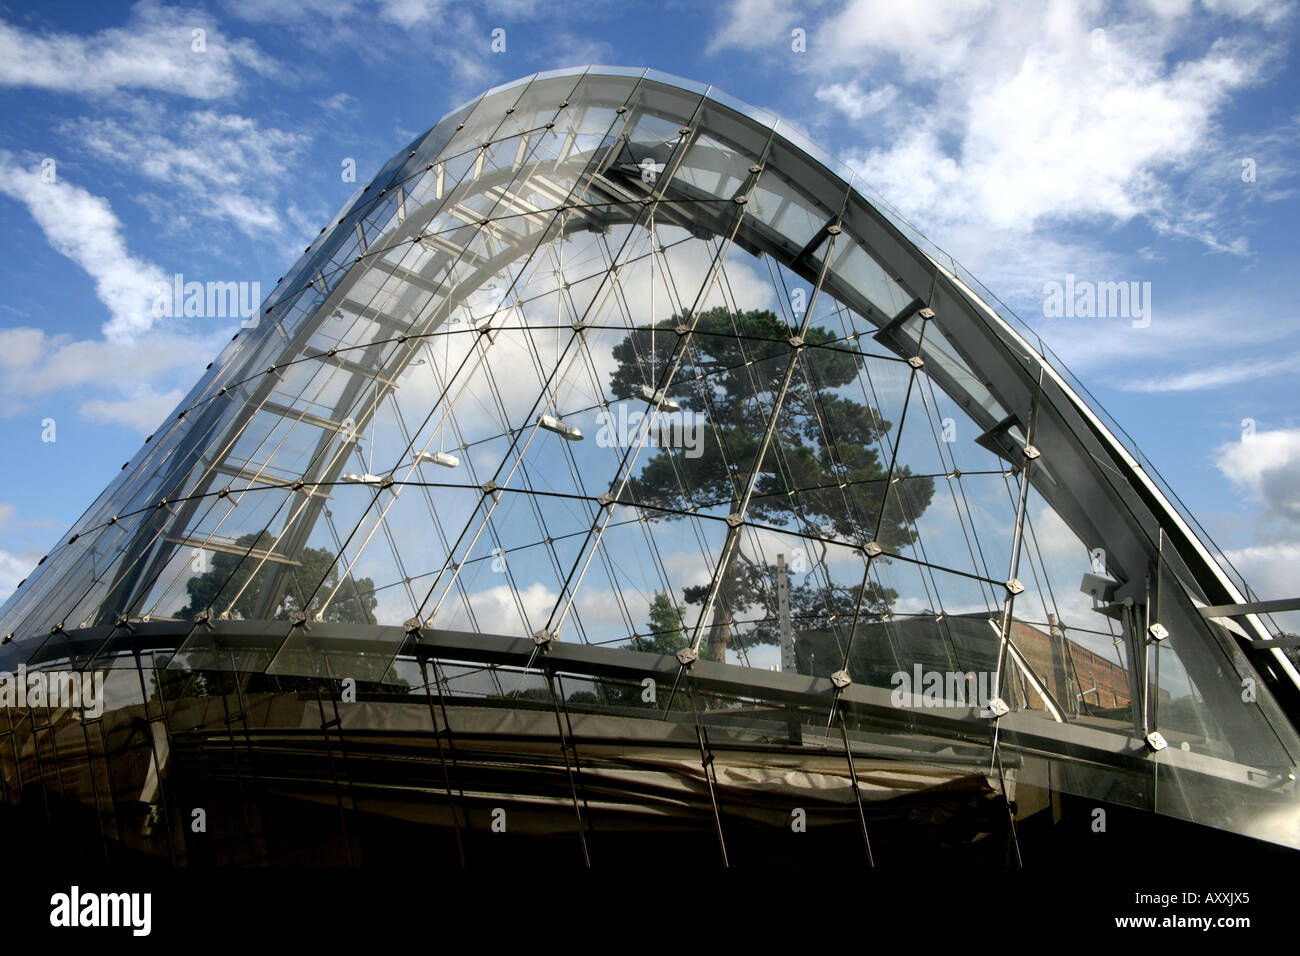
[2, 66, 1298, 854]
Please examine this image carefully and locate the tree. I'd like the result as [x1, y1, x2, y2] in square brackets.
[179, 531, 378, 624]
[610, 306, 932, 665]
[165, 534, 394, 699]
[571, 590, 693, 709]
[630, 591, 690, 655]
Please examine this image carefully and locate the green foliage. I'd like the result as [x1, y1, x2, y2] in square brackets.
[610, 306, 930, 662]
[631, 591, 691, 655]
[513, 686, 554, 702]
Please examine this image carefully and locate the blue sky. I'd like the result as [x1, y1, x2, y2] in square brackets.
[0, 0, 1297, 619]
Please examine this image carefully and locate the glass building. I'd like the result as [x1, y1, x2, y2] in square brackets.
[2, 66, 1297, 867]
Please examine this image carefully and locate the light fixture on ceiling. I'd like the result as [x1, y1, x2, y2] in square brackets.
[633, 383, 681, 412]
[414, 450, 460, 468]
[538, 414, 583, 441]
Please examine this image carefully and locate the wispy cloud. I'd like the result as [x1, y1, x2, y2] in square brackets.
[813, 81, 897, 120]
[707, 0, 804, 55]
[1037, 295, 1300, 386]
[0, 152, 166, 338]
[63, 109, 308, 238]
[80, 388, 187, 432]
[0, 0, 271, 98]
[1126, 352, 1300, 392]
[222, 0, 576, 98]
[0, 326, 218, 410]
[535, 31, 615, 68]
[318, 90, 357, 112]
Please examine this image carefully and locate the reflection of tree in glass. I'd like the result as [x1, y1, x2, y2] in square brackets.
[562, 591, 692, 709]
[630, 591, 690, 655]
[610, 306, 933, 663]
[179, 531, 378, 623]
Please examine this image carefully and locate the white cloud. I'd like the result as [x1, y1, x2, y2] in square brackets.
[845, 19, 1262, 238]
[707, 0, 804, 54]
[0, 152, 167, 339]
[0, 547, 39, 603]
[376, 0, 451, 28]
[224, 0, 362, 20]
[817, 0, 994, 72]
[0, 326, 219, 423]
[1126, 351, 1300, 392]
[713, 0, 1292, 277]
[1029, 503, 1091, 563]
[318, 91, 357, 112]
[64, 110, 308, 238]
[227, 0, 521, 29]
[1032, 293, 1300, 385]
[1143, 0, 1197, 16]
[1202, 0, 1292, 24]
[813, 81, 897, 120]
[222, 0, 529, 91]
[80, 389, 186, 432]
[1219, 542, 1300, 638]
[0, 503, 57, 604]
[1215, 427, 1300, 526]
[439, 580, 557, 633]
[0, 0, 270, 98]
[540, 32, 615, 69]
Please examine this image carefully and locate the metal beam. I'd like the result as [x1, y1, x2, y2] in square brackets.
[1201, 598, 1300, 618]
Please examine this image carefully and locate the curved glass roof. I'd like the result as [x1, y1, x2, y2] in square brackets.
[2, 65, 1297, 850]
